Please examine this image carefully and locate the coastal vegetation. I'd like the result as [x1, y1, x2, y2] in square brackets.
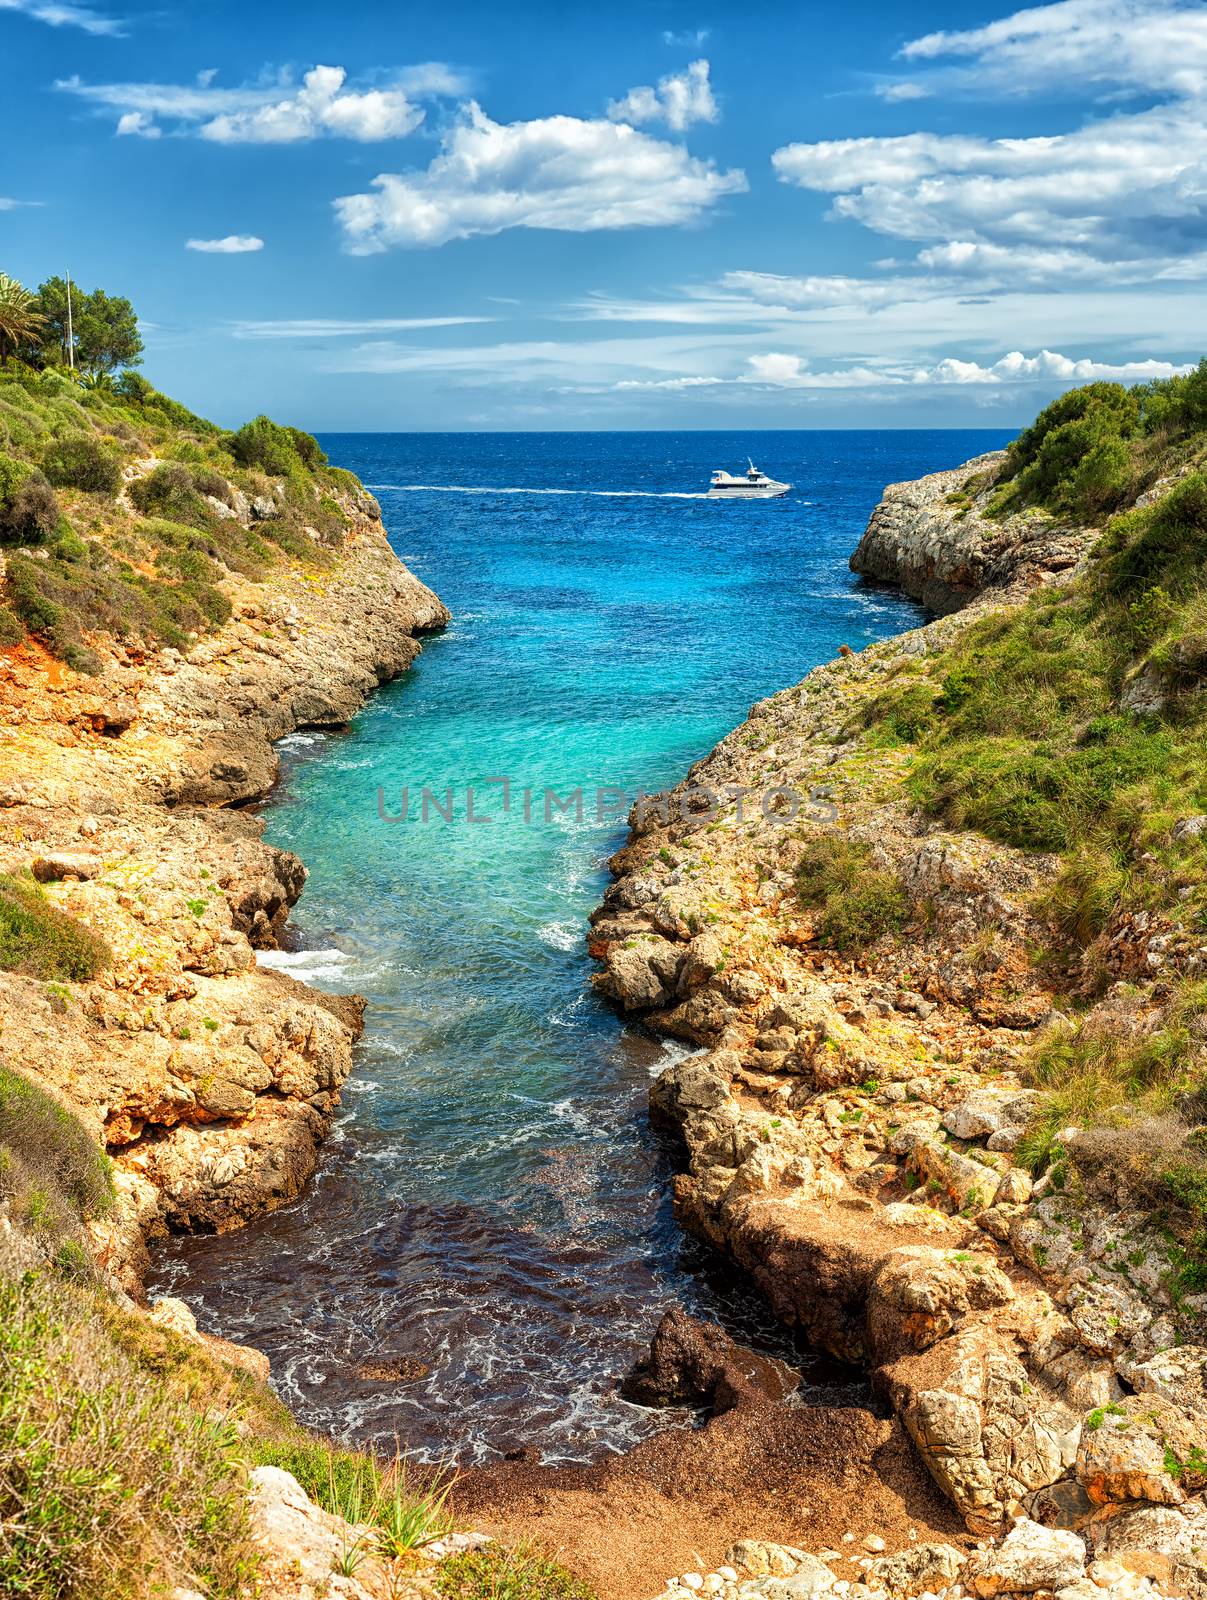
[0, 270, 362, 673]
[843, 373, 1207, 1293]
[986, 360, 1207, 522]
[0, 874, 110, 981]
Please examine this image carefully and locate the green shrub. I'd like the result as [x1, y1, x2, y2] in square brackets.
[287, 426, 326, 470]
[0, 605, 24, 646]
[435, 1543, 597, 1600]
[0, 1064, 112, 1220]
[0, 471, 59, 543]
[0, 874, 110, 981]
[41, 432, 121, 496]
[228, 415, 302, 478]
[794, 833, 909, 951]
[128, 463, 213, 529]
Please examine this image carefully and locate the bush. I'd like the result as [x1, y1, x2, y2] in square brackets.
[287, 426, 326, 470]
[0, 471, 59, 543]
[794, 833, 909, 952]
[128, 462, 212, 529]
[0, 874, 111, 981]
[0, 1064, 112, 1221]
[435, 1543, 597, 1600]
[228, 415, 302, 478]
[41, 432, 121, 496]
[0, 606, 23, 646]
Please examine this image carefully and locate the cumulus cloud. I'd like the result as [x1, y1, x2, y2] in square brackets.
[608, 59, 718, 131]
[0, 0, 122, 35]
[772, 105, 1207, 276]
[56, 63, 460, 141]
[334, 101, 747, 251]
[116, 110, 159, 138]
[739, 348, 1193, 389]
[771, 0, 1207, 287]
[202, 66, 422, 144]
[186, 235, 264, 253]
[613, 374, 724, 390]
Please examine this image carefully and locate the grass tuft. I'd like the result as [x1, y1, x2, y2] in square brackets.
[0, 874, 110, 980]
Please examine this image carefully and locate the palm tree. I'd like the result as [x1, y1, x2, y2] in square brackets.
[0, 273, 46, 366]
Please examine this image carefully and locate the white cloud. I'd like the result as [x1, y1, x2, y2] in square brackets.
[334, 100, 746, 251]
[772, 104, 1207, 275]
[739, 347, 1193, 389]
[0, 0, 122, 35]
[875, 81, 932, 102]
[613, 374, 724, 390]
[662, 27, 711, 47]
[202, 66, 422, 144]
[899, 0, 1207, 99]
[769, 0, 1207, 290]
[231, 316, 492, 337]
[187, 235, 264, 253]
[56, 63, 459, 142]
[608, 59, 718, 131]
[117, 110, 159, 138]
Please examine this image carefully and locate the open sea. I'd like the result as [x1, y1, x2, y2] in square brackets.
[149, 429, 1010, 1464]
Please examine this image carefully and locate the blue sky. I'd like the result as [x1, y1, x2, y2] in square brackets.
[3, 0, 1206, 429]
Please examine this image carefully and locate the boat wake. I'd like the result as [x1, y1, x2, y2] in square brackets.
[368, 483, 713, 500]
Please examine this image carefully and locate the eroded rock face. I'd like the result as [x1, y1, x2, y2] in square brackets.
[848, 454, 1097, 616]
[1076, 1394, 1207, 1506]
[0, 483, 447, 1289]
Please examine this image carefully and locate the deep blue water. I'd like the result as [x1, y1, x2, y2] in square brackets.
[150, 430, 1009, 1464]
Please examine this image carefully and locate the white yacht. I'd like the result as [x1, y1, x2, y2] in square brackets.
[707, 460, 791, 499]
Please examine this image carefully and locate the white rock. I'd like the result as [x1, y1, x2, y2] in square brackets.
[682, 1576, 705, 1592]
[966, 1519, 1085, 1598]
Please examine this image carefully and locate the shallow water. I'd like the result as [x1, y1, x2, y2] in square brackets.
[150, 430, 1009, 1464]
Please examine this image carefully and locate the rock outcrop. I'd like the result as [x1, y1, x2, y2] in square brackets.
[849, 454, 1097, 613]
[0, 471, 447, 1290]
[591, 449, 1207, 1598]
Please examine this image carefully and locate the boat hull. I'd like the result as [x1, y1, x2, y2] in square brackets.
[706, 481, 790, 499]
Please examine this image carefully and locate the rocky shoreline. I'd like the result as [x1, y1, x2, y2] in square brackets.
[589, 457, 1207, 1599]
[0, 464, 447, 1293]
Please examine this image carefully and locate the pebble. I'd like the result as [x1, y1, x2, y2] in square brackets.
[681, 1576, 704, 1592]
[718, 1571, 739, 1584]
[864, 1536, 886, 1553]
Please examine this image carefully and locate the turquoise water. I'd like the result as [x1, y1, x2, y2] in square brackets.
[151, 430, 1009, 1464]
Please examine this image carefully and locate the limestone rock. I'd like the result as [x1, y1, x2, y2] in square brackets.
[965, 1518, 1085, 1597]
[1076, 1394, 1206, 1506]
[869, 1542, 964, 1597]
[1090, 1500, 1207, 1593]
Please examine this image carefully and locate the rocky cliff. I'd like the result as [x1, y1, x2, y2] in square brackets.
[593, 448, 1207, 1599]
[0, 450, 447, 1288]
[848, 452, 1097, 612]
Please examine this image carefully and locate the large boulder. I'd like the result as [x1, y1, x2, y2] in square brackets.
[1076, 1394, 1207, 1506]
[620, 1307, 798, 1414]
[964, 1518, 1085, 1597]
[867, 1245, 1014, 1362]
[887, 1328, 1079, 1532]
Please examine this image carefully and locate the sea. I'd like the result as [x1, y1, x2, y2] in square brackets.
[148, 428, 1011, 1464]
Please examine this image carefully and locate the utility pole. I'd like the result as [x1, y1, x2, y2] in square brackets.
[65, 271, 74, 372]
